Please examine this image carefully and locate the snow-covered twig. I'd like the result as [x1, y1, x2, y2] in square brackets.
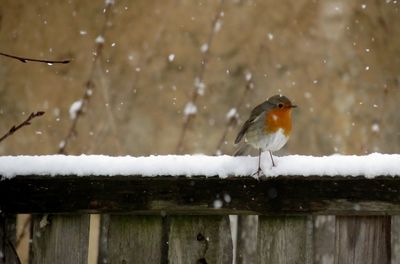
[175, 0, 225, 154]
[215, 71, 254, 154]
[0, 111, 45, 144]
[0, 51, 70, 64]
[58, 1, 114, 154]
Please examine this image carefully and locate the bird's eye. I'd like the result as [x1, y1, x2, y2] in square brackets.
[278, 103, 284, 108]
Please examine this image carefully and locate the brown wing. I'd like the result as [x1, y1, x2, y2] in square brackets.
[234, 101, 271, 144]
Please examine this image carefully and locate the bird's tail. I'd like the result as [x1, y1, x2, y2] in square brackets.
[233, 144, 250, 156]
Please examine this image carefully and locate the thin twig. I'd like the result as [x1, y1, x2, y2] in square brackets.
[0, 111, 45, 144]
[215, 72, 254, 154]
[175, 0, 225, 154]
[215, 40, 269, 155]
[58, 1, 113, 154]
[0, 52, 70, 64]
[97, 60, 123, 154]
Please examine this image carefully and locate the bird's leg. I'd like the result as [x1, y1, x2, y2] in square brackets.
[251, 149, 263, 179]
[269, 151, 276, 167]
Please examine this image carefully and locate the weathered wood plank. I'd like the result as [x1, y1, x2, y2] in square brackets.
[16, 214, 31, 264]
[88, 214, 100, 264]
[97, 214, 110, 264]
[391, 216, 400, 264]
[168, 216, 232, 263]
[2, 176, 400, 215]
[335, 216, 390, 264]
[0, 214, 18, 264]
[257, 216, 311, 264]
[105, 215, 162, 264]
[31, 214, 90, 264]
[313, 216, 335, 264]
[236, 215, 258, 264]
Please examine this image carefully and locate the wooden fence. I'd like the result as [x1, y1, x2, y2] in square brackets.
[1, 175, 399, 263]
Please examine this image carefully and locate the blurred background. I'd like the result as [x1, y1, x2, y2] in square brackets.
[0, 0, 399, 263]
[1, 0, 399, 157]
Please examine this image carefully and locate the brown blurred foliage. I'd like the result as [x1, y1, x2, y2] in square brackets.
[0, 0, 399, 156]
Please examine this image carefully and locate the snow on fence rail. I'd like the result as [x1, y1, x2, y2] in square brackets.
[1, 154, 400, 263]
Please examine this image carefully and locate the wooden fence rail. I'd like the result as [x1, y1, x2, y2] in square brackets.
[0, 175, 399, 263]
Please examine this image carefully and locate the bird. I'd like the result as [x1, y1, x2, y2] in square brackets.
[234, 94, 297, 176]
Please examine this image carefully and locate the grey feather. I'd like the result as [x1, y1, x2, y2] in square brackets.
[234, 100, 273, 144]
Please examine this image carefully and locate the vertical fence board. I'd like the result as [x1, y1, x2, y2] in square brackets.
[236, 215, 258, 264]
[0, 214, 18, 264]
[88, 214, 100, 264]
[168, 216, 232, 264]
[16, 214, 31, 264]
[257, 216, 310, 264]
[314, 215, 335, 264]
[97, 214, 110, 264]
[106, 215, 162, 264]
[392, 216, 400, 264]
[31, 214, 90, 264]
[335, 216, 391, 264]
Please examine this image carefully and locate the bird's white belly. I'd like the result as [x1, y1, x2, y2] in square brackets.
[248, 128, 289, 151]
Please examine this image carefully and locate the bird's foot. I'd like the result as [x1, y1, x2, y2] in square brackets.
[251, 168, 264, 181]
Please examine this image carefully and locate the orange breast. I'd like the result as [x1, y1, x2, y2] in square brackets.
[265, 108, 292, 136]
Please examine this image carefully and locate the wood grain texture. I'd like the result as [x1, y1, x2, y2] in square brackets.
[236, 215, 258, 264]
[104, 215, 163, 264]
[0, 214, 18, 264]
[31, 214, 90, 264]
[391, 216, 400, 264]
[313, 216, 335, 264]
[257, 216, 311, 264]
[2, 176, 400, 215]
[168, 216, 232, 264]
[335, 216, 390, 264]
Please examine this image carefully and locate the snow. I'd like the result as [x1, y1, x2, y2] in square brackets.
[0, 153, 399, 179]
[371, 123, 380, 132]
[245, 71, 252, 81]
[213, 19, 223, 32]
[69, 100, 83, 120]
[95, 35, 105, 44]
[194, 78, 206, 95]
[168, 54, 175, 62]
[183, 102, 197, 116]
[226, 108, 238, 120]
[200, 43, 209, 53]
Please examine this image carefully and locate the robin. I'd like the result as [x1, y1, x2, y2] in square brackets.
[234, 94, 297, 176]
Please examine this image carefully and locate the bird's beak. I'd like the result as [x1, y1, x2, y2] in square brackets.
[291, 104, 297, 108]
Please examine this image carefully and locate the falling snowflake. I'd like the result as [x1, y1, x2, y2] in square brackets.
[200, 43, 209, 53]
[168, 54, 175, 62]
[371, 123, 380, 133]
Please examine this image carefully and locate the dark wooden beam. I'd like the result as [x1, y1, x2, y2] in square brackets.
[1, 176, 400, 215]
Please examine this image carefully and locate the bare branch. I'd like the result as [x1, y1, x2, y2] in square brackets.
[0, 111, 45, 144]
[215, 72, 254, 154]
[175, 0, 225, 154]
[0, 52, 70, 64]
[58, 2, 114, 154]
